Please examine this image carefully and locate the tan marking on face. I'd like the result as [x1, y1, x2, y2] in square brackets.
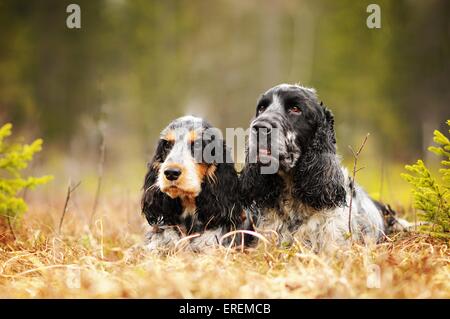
[163, 163, 214, 199]
[194, 162, 217, 187]
[165, 187, 198, 199]
[164, 130, 175, 142]
[159, 161, 202, 198]
[195, 163, 216, 183]
[160, 163, 184, 197]
[187, 130, 198, 143]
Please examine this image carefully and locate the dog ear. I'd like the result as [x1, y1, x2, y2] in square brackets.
[239, 155, 284, 210]
[141, 140, 182, 225]
[195, 143, 242, 229]
[292, 106, 347, 210]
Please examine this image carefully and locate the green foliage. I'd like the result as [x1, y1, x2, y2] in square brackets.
[401, 120, 450, 235]
[0, 123, 52, 221]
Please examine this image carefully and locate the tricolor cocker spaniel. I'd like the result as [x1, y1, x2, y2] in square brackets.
[141, 116, 244, 252]
[240, 84, 400, 252]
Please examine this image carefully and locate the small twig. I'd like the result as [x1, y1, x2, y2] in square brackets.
[355, 166, 366, 174]
[58, 180, 81, 234]
[60, 180, 72, 233]
[90, 131, 106, 227]
[347, 133, 370, 237]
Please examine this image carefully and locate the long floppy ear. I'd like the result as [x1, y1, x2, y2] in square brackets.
[292, 106, 346, 210]
[239, 154, 284, 210]
[195, 143, 242, 229]
[141, 140, 182, 226]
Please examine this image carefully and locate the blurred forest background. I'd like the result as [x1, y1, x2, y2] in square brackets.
[0, 0, 449, 207]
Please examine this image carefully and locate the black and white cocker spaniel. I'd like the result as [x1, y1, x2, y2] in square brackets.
[240, 84, 401, 252]
[141, 116, 244, 252]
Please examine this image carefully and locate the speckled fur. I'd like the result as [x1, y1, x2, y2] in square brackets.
[254, 169, 385, 252]
[241, 84, 392, 252]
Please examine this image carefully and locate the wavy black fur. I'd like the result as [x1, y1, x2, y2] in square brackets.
[141, 140, 183, 226]
[292, 106, 347, 210]
[239, 161, 284, 210]
[195, 150, 242, 230]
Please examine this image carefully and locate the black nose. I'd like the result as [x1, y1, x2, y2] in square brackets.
[252, 123, 272, 137]
[164, 168, 181, 181]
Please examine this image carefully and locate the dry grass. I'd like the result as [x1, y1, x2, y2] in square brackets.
[0, 194, 449, 298]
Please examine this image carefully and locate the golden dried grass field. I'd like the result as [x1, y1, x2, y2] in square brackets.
[1, 0, 449, 301]
[0, 193, 449, 298]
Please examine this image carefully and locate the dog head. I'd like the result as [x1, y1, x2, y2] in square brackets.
[142, 115, 242, 231]
[241, 84, 346, 210]
[156, 116, 217, 199]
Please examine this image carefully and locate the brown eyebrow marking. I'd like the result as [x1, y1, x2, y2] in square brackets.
[164, 130, 175, 141]
[187, 130, 198, 143]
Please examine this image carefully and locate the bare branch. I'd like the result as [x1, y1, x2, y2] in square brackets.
[355, 166, 366, 174]
[58, 180, 81, 234]
[347, 133, 370, 237]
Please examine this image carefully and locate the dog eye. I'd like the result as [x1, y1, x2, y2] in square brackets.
[162, 140, 173, 151]
[288, 106, 302, 114]
[257, 105, 267, 114]
[160, 140, 173, 156]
